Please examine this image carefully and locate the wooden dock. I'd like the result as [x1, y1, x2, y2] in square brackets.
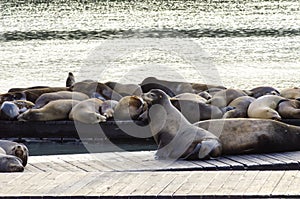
[1, 150, 300, 197]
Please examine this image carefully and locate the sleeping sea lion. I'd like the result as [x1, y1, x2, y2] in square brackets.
[0, 154, 24, 172]
[277, 99, 300, 119]
[280, 87, 300, 99]
[142, 89, 222, 160]
[0, 140, 29, 167]
[245, 86, 280, 98]
[223, 96, 255, 118]
[207, 88, 248, 108]
[105, 81, 142, 96]
[173, 93, 207, 103]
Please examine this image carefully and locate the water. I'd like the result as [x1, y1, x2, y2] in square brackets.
[1, 0, 300, 154]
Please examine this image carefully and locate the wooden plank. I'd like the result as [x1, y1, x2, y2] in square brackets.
[250, 154, 287, 169]
[272, 171, 298, 196]
[285, 171, 300, 195]
[243, 171, 272, 196]
[159, 172, 192, 196]
[225, 155, 259, 169]
[229, 171, 259, 195]
[201, 171, 233, 195]
[203, 158, 232, 170]
[257, 171, 285, 196]
[144, 173, 178, 196]
[190, 160, 216, 170]
[264, 153, 299, 169]
[217, 171, 247, 195]
[173, 172, 202, 196]
[216, 156, 244, 170]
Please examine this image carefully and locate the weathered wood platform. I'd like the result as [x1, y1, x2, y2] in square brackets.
[0, 150, 300, 198]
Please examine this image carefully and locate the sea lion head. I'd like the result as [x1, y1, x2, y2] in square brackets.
[0, 155, 24, 172]
[11, 144, 28, 167]
[142, 89, 169, 106]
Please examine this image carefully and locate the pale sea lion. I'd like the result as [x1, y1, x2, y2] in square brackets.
[35, 91, 89, 108]
[105, 81, 143, 96]
[223, 96, 255, 118]
[69, 98, 106, 124]
[0, 154, 24, 172]
[280, 87, 300, 99]
[142, 89, 222, 160]
[70, 81, 122, 101]
[247, 95, 287, 120]
[66, 72, 75, 87]
[277, 99, 300, 119]
[195, 118, 300, 155]
[207, 88, 248, 108]
[245, 86, 280, 98]
[170, 99, 223, 123]
[0, 140, 29, 167]
[173, 93, 207, 103]
[113, 96, 147, 120]
[18, 99, 79, 121]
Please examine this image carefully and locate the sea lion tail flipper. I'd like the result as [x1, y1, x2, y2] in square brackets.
[198, 139, 222, 159]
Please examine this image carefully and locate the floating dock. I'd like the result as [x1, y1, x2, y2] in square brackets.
[0, 150, 300, 198]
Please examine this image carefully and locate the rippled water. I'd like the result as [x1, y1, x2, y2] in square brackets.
[1, 0, 300, 93]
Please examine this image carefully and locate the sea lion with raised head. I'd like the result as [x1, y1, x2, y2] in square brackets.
[247, 95, 287, 120]
[0, 140, 29, 167]
[69, 98, 106, 124]
[18, 99, 79, 121]
[195, 118, 300, 155]
[142, 89, 222, 160]
[34, 91, 89, 108]
[66, 72, 75, 87]
[113, 96, 147, 120]
[223, 96, 255, 118]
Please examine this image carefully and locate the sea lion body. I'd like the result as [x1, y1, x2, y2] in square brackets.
[207, 88, 247, 108]
[35, 91, 89, 108]
[105, 81, 142, 96]
[195, 118, 300, 155]
[18, 99, 79, 121]
[69, 98, 106, 124]
[246, 86, 280, 98]
[247, 95, 286, 120]
[0, 140, 29, 167]
[280, 87, 300, 99]
[170, 99, 223, 123]
[0, 154, 24, 172]
[174, 93, 207, 103]
[70, 81, 122, 101]
[191, 83, 226, 93]
[8, 86, 49, 93]
[142, 89, 222, 160]
[277, 99, 300, 119]
[223, 96, 255, 118]
[114, 96, 147, 120]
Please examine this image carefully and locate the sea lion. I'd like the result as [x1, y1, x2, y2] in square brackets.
[12, 100, 35, 113]
[0, 102, 20, 120]
[18, 99, 79, 121]
[223, 96, 255, 118]
[245, 86, 280, 98]
[206, 88, 248, 108]
[100, 100, 119, 118]
[140, 82, 176, 97]
[113, 96, 147, 120]
[191, 83, 226, 93]
[8, 86, 49, 93]
[0, 140, 29, 167]
[141, 77, 195, 95]
[105, 81, 143, 96]
[70, 81, 123, 101]
[0, 154, 24, 172]
[170, 99, 223, 123]
[195, 118, 300, 155]
[280, 87, 300, 99]
[1, 87, 70, 103]
[66, 72, 75, 87]
[198, 91, 212, 100]
[247, 95, 287, 120]
[173, 93, 207, 103]
[142, 89, 222, 160]
[69, 98, 106, 124]
[277, 99, 300, 119]
[34, 91, 89, 108]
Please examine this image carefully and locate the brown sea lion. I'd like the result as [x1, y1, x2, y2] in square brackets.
[223, 96, 255, 118]
[8, 86, 49, 93]
[277, 99, 300, 119]
[170, 99, 223, 123]
[280, 87, 300, 99]
[245, 86, 280, 98]
[247, 95, 287, 120]
[66, 72, 75, 87]
[13, 100, 35, 113]
[69, 98, 106, 124]
[105, 81, 143, 96]
[142, 89, 222, 160]
[191, 83, 226, 93]
[18, 99, 79, 121]
[206, 88, 248, 108]
[195, 118, 300, 155]
[113, 96, 147, 120]
[0, 154, 24, 172]
[34, 91, 89, 108]
[70, 81, 122, 101]
[0, 140, 29, 167]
